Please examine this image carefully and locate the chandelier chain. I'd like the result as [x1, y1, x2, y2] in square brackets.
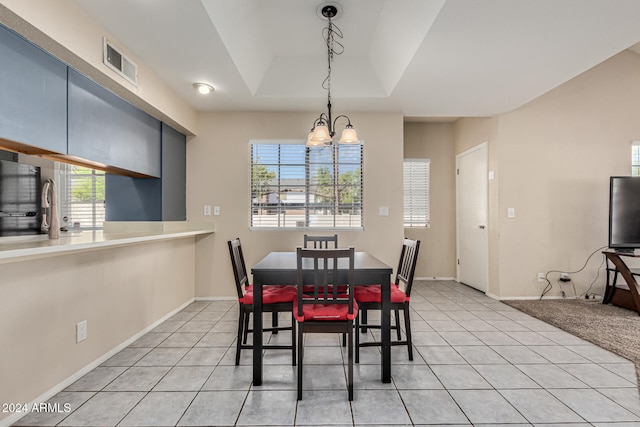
[322, 17, 344, 100]
[307, 5, 357, 146]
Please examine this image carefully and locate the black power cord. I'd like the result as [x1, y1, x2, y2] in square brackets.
[539, 245, 608, 300]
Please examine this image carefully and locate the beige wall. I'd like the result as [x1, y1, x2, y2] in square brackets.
[0, 238, 197, 424]
[403, 122, 456, 279]
[188, 111, 405, 297]
[0, 0, 197, 135]
[456, 50, 640, 299]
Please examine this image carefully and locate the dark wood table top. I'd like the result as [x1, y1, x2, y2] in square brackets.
[252, 251, 392, 274]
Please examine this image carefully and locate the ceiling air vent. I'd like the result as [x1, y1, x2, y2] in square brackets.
[103, 37, 138, 86]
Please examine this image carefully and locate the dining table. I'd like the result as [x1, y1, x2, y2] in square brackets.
[250, 251, 393, 385]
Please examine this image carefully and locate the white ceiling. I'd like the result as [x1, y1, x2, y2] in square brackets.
[73, 0, 640, 118]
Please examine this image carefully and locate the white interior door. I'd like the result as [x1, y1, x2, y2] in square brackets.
[456, 142, 488, 292]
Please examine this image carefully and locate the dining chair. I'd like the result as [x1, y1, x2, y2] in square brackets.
[303, 233, 347, 346]
[228, 237, 297, 365]
[294, 246, 356, 401]
[303, 234, 338, 249]
[354, 238, 420, 362]
[301, 234, 340, 293]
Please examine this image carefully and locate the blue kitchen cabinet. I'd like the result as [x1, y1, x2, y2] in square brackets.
[105, 123, 186, 221]
[68, 69, 161, 178]
[0, 24, 67, 153]
[161, 123, 186, 221]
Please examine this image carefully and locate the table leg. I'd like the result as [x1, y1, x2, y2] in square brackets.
[253, 280, 263, 385]
[381, 272, 391, 383]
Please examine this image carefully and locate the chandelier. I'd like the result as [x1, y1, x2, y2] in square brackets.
[307, 4, 358, 147]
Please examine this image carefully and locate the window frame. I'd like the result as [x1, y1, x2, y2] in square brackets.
[249, 139, 364, 230]
[58, 163, 105, 231]
[632, 140, 640, 176]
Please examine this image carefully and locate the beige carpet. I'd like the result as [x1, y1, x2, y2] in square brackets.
[502, 299, 640, 384]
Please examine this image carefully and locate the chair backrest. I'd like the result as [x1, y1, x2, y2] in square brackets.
[303, 234, 338, 249]
[296, 247, 355, 317]
[395, 238, 420, 297]
[228, 237, 249, 299]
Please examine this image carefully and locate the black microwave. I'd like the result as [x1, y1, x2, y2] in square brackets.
[0, 159, 42, 236]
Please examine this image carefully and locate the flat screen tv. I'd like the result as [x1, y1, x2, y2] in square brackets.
[609, 176, 640, 252]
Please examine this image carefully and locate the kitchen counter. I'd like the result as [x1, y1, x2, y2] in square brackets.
[0, 221, 215, 264]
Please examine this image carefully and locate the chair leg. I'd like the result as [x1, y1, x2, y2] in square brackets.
[354, 311, 360, 363]
[342, 333, 346, 347]
[236, 309, 245, 366]
[243, 312, 250, 344]
[348, 321, 354, 401]
[403, 305, 413, 361]
[361, 309, 368, 333]
[291, 312, 297, 366]
[394, 309, 402, 341]
[272, 311, 279, 334]
[297, 325, 304, 400]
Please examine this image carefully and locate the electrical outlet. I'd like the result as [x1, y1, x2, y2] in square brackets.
[537, 272, 545, 283]
[560, 272, 569, 280]
[76, 320, 87, 343]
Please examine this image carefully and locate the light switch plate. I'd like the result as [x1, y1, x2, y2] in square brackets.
[76, 320, 87, 343]
[379, 206, 389, 216]
[204, 205, 212, 216]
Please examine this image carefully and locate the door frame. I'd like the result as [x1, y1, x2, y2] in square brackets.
[455, 141, 489, 291]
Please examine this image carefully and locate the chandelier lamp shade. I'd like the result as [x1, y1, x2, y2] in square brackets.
[307, 4, 359, 147]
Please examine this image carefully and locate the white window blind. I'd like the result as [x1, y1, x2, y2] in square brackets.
[632, 141, 640, 176]
[403, 159, 430, 227]
[59, 164, 105, 230]
[250, 141, 363, 229]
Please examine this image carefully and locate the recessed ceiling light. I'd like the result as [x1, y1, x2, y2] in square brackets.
[193, 82, 214, 95]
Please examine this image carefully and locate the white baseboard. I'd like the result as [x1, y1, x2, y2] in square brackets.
[485, 292, 500, 301]
[530, 295, 602, 302]
[2, 298, 195, 427]
[415, 276, 456, 281]
[496, 295, 568, 301]
[195, 296, 236, 301]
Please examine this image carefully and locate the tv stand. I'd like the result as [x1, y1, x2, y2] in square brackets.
[603, 250, 640, 315]
[613, 248, 635, 254]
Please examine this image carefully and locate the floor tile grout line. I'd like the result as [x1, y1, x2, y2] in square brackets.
[13, 282, 640, 426]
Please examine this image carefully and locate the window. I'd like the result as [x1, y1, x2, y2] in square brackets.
[403, 159, 430, 227]
[59, 164, 105, 230]
[633, 141, 640, 176]
[250, 140, 363, 229]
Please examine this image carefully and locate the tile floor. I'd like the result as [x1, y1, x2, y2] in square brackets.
[13, 280, 640, 426]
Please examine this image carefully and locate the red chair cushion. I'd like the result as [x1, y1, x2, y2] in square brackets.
[353, 284, 407, 303]
[293, 298, 358, 322]
[239, 285, 297, 304]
